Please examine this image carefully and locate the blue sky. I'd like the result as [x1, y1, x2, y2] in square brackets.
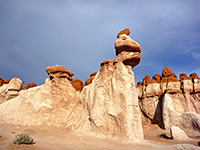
[1, 0, 200, 85]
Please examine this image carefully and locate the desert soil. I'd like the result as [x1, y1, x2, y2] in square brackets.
[0, 123, 199, 150]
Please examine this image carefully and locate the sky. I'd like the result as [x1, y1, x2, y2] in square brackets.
[1, 0, 200, 86]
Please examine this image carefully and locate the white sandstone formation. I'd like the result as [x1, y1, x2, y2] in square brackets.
[0, 77, 24, 104]
[0, 28, 144, 142]
[137, 67, 200, 135]
[0, 76, 90, 132]
[170, 126, 189, 140]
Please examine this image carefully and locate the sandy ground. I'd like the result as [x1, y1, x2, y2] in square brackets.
[0, 123, 199, 150]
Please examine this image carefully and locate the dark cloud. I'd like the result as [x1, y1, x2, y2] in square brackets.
[1, 0, 200, 85]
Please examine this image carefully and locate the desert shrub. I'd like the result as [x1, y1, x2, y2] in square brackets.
[13, 133, 34, 145]
[158, 133, 172, 139]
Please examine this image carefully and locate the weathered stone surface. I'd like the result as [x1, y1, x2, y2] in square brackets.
[79, 60, 143, 141]
[71, 78, 84, 92]
[193, 78, 200, 93]
[180, 79, 193, 93]
[145, 83, 162, 97]
[0, 77, 24, 104]
[117, 28, 130, 38]
[0, 77, 90, 131]
[46, 65, 74, 80]
[162, 93, 200, 136]
[115, 31, 141, 55]
[4, 79, 10, 84]
[170, 126, 189, 140]
[25, 83, 37, 89]
[100, 59, 112, 67]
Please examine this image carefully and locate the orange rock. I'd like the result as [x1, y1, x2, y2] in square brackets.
[180, 73, 189, 80]
[25, 83, 37, 89]
[71, 78, 84, 92]
[100, 59, 112, 67]
[4, 79, 10, 84]
[90, 72, 97, 77]
[162, 66, 172, 77]
[0, 77, 3, 86]
[137, 81, 143, 87]
[189, 73, 199, 79]
[85, 76, 95, 86]
[153, 74, 161, 83]
[143, 74, 155, 86]
[117, 28, 130, 38]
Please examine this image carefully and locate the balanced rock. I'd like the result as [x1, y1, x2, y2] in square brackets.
[79, 30, 143, 142]
[115, 29, 141, 56]
[71, 78, 84, 92]
[25, 83, 37, 89]
[46, 65, 74, 81]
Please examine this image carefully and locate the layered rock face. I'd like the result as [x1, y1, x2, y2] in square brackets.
[0, 29, 143, 142]
[79, 29, 143, 141]
[0, 77, 24, 104]
[137, 67, 200, 135]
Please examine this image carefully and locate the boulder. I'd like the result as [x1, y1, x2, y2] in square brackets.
[0, 77, 3, 86]
[170, 126, 189, 140]
[115, 29, 141, 56]
[46, 65, 74, 81]
[153, 74, 161, 83]
[3, 79, 10, 84]
[0, 77, 24, 104]
[85, 76, 95, 86]
[143, 74, 155, 86]
[90, 72, 97, 77]
[117, 28, 130, 38]
[162, 66, 172, 77]
[25, 83, 37, 89]
[71, 78, 84, 92]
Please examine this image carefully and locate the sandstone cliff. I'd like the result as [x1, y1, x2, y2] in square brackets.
[137, 67, 200, 136]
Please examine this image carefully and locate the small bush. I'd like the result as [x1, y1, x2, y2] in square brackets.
[13, 133, 34, 145]
[158, 133, 172, 139]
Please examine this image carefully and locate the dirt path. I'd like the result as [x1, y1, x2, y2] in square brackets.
[0, 123, 199, 150]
